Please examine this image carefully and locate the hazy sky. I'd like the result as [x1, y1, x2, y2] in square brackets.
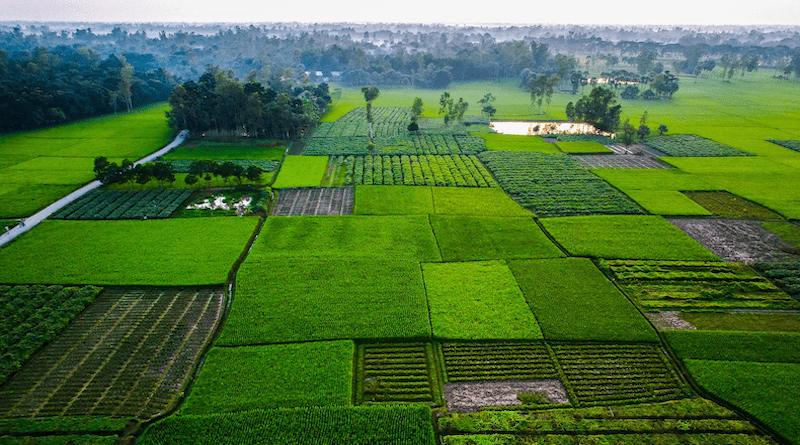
[2, 0, 799, 26]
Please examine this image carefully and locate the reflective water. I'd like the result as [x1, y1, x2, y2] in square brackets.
[490, 121, 609, 136]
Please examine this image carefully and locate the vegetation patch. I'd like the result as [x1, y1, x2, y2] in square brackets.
[622, 190, 712, 216]
[478, 151, 642, 217]
[767, 139, 800, 153]
[431, 187, 531, 216]
[665, 331, 800, 363]
[139, 405, 436, 445]
[680, 312, 800, 333]
[509, 258, 658, 342]
[356, 343, 441, 405]
[166, 159, 278, 173]
[0, 184, 82, 218]
[0, 285, 102, 385]
[0, 218, 259, 285]
[685, 360, 800, 444]
[0, 435, 118, 444]
[272, 155, 328, 188]
[473, 133, 559, 153]
[422, 261, 542, 340]
[683, 191, 783, 219]
[271, 187, 353, 216]
[761, 221, 800, 248]
[541, 215, 719, 260]
[0, 416, 132, 435]
[430, 216, 563, 262]
[353, 186, 433, 215]
[248, 215, 441, 262]
[440, 342, 558, 382]
[180, 341, 354, 414]
[325, 154, 497, 187]
[645, 134, 752, 157]
[599, 260, 799, 311]
[162, 140, 285, 161]
[552, 344, 688, 406]
[218, 259, 431, 345]
[0, 287, 224, 420]
[53, 189, 193, 220]
[752, 261, 800, 299]
[555, 141, 613, 154]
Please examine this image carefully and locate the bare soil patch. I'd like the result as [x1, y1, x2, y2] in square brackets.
[647, 311, 697, 330]
[271, 187, 354, 216]
[443, 380, 568, 412]
[668, 218, 798, 263]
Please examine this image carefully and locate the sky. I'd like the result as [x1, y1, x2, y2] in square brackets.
[1, 0, 800, 26]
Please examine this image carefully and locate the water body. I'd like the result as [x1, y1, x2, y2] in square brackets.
[490, 121, 609, 136]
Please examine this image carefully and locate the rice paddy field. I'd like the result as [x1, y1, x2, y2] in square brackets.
[2, 71, 800, 444]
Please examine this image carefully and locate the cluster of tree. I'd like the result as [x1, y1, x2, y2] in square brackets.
[617, 112, 669, 147]
[565, 87, 622, 133]
[94, 156, 263, 187]
[166, 66, 331, 139]
[438, 92, 469, 125]
[0, 46, 176, 132]
[619, 72, 680, 100]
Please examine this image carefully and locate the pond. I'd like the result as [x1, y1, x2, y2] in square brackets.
[490, 121, 610, 136]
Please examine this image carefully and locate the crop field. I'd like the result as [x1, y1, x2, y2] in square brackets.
[0, 285, 102, 385]
[440, 342, 558, 382]
[271, 155, 329, 188]
[762, 221, 800, 247]
[645, 134, 752, 157]
[422, 261, 543, 340]
[680, 312, 800, 332]
[478, 151, 643, 217]
[600, 260, 799, 311]
[752, 261, 800, 299]
[304, 134, 485, 156]
[356, 343, 441, 405]
[180, 341, 355, 414]
[313, 107, 413, 138]
[0, 103, 173, 218]
[621, 190, 712, 215]
[665, 331, 800, 363]
[430, 216, 564, 261]
[52, 189, 193, 220]
[555, 141, 613, 154]
[683, 191, 784, 219]
[0, 287, 224, 420]
[162, 140, 285, 161]
[507, 258, 659, 342]
[571, 154, 673, 169]
[323, 154, 498, 187]
[541, 215, 720, 260]
[769, 139, 800, 153]
[271, 187, 354, 216]
[0, 218, 259, 285]
[352, 186, 531, 216]
[138, 405, 436, 445]
[474, 133, 560, 153]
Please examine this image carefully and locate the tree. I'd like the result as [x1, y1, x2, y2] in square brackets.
[658, 124, 668, 136]
[361, 86, 380, 139]
[620, 85, 639, 100]
[410, 97, 424, 122]
[637, 124, 651, 141]
[477, 93, 496, 118]
[185, 174, 199, 186]
[570, 86, 622, 133]
[635, 51, 658, 75]
[439, 92, 454, 125]
[651, 72, 679, 98]
[246, 165, 264, 183]
[618, 119, 637, 146]
[525, 74, 559, 115]
[454, 98, 469, 122]
[565, 102, 577, 121]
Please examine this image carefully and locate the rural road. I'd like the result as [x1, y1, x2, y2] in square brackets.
[0, 130, 189, 248]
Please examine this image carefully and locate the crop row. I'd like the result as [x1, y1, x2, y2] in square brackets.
[551, 344, 688, 406]
[645, 134, 752, 157]
[0, 285, 102, 386]
[768, 139, 800, 153]
[599, 260, 799, 311]
[167, 159, 278, 173]
[0, 287, 224, 420]
[54, 189, 193, 220]
[327, 154, 497, 187]
[304, 134, 486, 156]
[357, 343, 439, 404]
[440, 342, 557, 382]
[478, 151, 642, 217]
[752, 261, 800, 299]
[315, 108, 412, 138]
[441, 434, 773, 445]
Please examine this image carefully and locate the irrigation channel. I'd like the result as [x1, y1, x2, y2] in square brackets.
[0, 130, 189, 248]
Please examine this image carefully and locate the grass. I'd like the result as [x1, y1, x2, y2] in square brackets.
[0, 184, 80, 218]
[507, 258, 659, 342]
[247, 215, 441, 262]
[665, 331, 800, 363]
[422, 261, 542, 340]
[161, 141, 285, 161]
[0, 218, 259, 285]
[540, 215, 719, 260]
[272, 155, 329, 188]
[622, 190, 713, 216]
[685, 360, 800, 444]
[217, 259, 431, 345]
[179, 341, 354, 414]
[555, 141, 613, 154]
[354, 186, 434, 215]
[430, 216, 564, 262]
[139, 405, 435, 445]
[473, 133, 559, 153]
[431, 187, 532, 216]
[680, 312, 800, 333]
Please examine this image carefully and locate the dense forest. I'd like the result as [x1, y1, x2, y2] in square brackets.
[0, 45, 176, 132]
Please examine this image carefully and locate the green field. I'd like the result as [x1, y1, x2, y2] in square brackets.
[354, 186, 435, 214]
[473, 133, 560, 153]
[541, 215, 719, 260]
[0, 103, 173, 218]
[555, 141, 613, 153]
[0, 218, 258, 285]
[665, 331, 800, 363]
[272, 155, 329, 188]
[422, 261, 542, 340]
[180, 341, 354, 414]
[508, 258, 659, 342]
[680, 312, 800, 332]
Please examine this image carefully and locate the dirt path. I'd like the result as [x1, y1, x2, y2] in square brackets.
[0, 130, 188, 247]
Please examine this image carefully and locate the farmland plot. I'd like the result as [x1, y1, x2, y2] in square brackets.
[668, 218, 797, 263]
[768, 139, 800, 153]
[271, 187, 354, 216]
[572, 154, 672, 169]
[683, 191, 783, 219]
[356, 343, 441, 405]
[645, 134, 753, 157]
[753, 261, 800, 299]
[440, 342, 558, 382]
[52, 189, 193, 220]
[0, 287, 224, 420]
[304, 134, 485, 156]
[324, 154, 497, 187]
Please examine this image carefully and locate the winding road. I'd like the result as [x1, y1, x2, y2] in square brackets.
[0, 130, 188, 248]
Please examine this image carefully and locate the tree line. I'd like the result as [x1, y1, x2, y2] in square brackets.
[0, 46, 176, 132]
[93, 157, 264, 187]
[166, 66, 331, 139]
